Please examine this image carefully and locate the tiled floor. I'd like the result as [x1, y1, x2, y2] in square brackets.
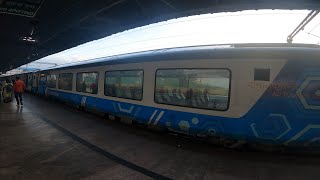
[1, 94, 320, 180]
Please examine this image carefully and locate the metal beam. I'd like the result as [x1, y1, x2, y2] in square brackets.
[287, 10, 320, 43]
[159, 0, 177, 10]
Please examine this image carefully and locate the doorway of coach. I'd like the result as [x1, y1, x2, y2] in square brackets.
[38, 73, 47, 96]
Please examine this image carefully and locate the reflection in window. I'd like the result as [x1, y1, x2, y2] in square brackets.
[155, 69, 230, 110]
[47, 74, 57, 88]
[105, 70, 143, 100]
[58, 73, 73, 91]
[76, 72, 98, 94]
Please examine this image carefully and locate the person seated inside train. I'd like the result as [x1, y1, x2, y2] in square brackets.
[0, 80, 5, 99]
[129, 86, 136, 100]
[172, 89, 178, 99]
[105, 84, 116, 97]
[163, 88, 171, 103]
[121, 85, 130, 99]
[155, 88, 164, 103]
[80, 81, 86, 92]
[180, 89, 186, 100]
[186, 88, 194, 106]
[134, 88, 142, 100]
[170, 88, 183, 105]
[90, 83, 97, 94]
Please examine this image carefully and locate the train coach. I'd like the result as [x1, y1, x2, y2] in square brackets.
[11, 44, 320, 148]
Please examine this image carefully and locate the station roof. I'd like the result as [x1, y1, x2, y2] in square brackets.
[1, 0, 320, 73]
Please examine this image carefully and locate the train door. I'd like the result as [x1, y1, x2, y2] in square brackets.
[27, 74, 32, 92]
[31, 73, 39, 93]
[38, 73, 47, 96]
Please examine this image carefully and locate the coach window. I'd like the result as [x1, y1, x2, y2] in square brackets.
[47, 74, 57, 88]
[105, 70, 143, 100]
[155, 69, 230, 111]
[58, 73, 73, 91]
[76, 72, 99, 94]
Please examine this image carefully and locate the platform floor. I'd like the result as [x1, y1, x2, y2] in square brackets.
[1, 94, 320, 179]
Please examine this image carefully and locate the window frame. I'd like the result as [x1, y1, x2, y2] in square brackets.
[104, 69, 144, 101]
[76, 71, 99, 94]
[154, 68, 232, 111]
[58, 73, 74, 91]
[46, 74, 57, 89]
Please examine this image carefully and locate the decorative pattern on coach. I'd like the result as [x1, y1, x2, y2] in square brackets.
[248, 59, 320, 147]
[42, 46, 320, 149]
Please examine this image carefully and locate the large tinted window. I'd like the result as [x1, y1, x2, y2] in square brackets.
[155, 69, 230, 111]
[58, 73, 73, 91]
[76, 72, 98, 94]
[105, 70, 143, 100]
[47, 74, 57, 88]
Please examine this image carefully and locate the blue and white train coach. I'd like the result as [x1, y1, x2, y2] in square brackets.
[30, 44, 320, 148]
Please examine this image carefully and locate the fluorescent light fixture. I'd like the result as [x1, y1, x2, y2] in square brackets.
[20, 36, 38, 43]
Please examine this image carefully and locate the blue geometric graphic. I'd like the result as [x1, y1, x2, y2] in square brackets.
[251, 114, 291, 140]
[285, 125, 320, 146]
[297, 77, 320, 110]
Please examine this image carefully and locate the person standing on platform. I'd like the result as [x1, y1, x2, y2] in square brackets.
[0, 80, 3, 102]
[13, 76, 26, 106]
[2, 79, 13, 103]
[1, 79, 7, 93]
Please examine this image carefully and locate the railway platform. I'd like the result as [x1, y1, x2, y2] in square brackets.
[1, 94, 320, 179]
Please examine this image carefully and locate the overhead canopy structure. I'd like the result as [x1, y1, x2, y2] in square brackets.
[1, 0, 320, 73]
[9, 10, 320, 73]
